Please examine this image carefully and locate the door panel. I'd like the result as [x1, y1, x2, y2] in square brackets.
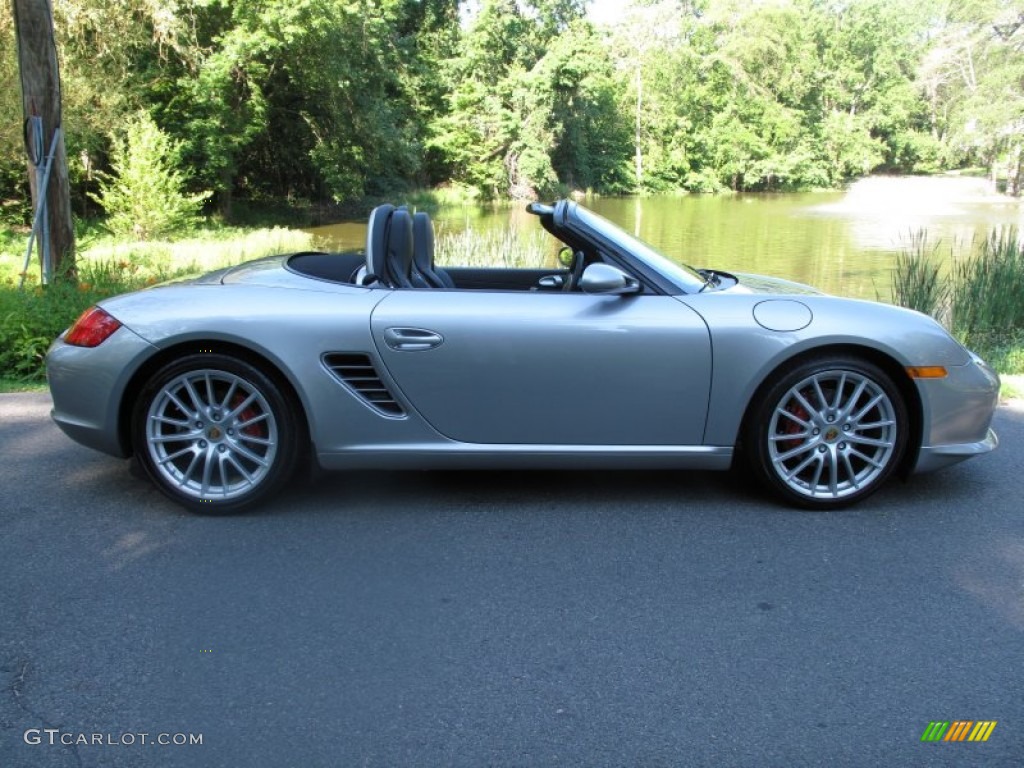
[371, 291, 711, 445]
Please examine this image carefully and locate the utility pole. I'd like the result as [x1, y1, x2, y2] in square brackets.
[12, 0, 75, 282]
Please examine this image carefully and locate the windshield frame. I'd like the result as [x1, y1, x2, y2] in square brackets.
[567, 203, 708, 294]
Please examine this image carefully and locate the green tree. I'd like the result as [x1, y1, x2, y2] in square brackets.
[427, 0, 556, 198]
[91, 112, 208, 239]
[0, 4, 28, 221]
[921, 0, 1024, 190]
[543, 22, 632, 192]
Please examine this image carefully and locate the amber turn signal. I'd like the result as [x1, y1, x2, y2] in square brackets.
[905, 365, 948, 379]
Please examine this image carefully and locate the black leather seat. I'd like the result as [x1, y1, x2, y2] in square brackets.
[412, 212, 455, 289]
[361, 205, 417, 288]
[385, 209, 415, 288]
[362, 203, 395, 286]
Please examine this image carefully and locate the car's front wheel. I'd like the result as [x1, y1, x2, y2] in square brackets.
[747, 356, 908, 509]
[132, 354, 301, 514]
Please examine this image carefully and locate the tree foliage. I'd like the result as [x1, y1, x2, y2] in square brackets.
[3, 0, 1024, 224]
[91, 112, 209, 239]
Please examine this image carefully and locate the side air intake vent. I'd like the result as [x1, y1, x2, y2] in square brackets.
[322, 353, 405, 417]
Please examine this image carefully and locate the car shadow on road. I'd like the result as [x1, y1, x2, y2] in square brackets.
[272, 400, 1024, 521]
[275, 464, 828, 521]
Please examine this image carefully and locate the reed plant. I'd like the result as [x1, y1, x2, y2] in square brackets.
[890, 229, 947, 319]
[891, 225, 1024, 375]
[949, 227, 1024, 346]
[435, 226, 553, 268]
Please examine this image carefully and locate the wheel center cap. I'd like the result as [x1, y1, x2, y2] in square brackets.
[824, 426, 840, 442]
[207, 426, 223, 441]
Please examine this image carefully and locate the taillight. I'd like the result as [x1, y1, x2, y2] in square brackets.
[65, 306, 122, 347]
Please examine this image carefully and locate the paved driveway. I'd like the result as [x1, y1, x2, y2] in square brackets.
[1, 393, 1022, 767]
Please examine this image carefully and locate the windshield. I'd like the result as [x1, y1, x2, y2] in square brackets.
[573, 205, 707, 293]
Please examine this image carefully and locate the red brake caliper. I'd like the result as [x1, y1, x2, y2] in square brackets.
[232, 395, 265, 438]
[780, 391, 810, 452]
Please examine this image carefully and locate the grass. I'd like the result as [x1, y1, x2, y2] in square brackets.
[403, 183, 484, 210]
[1, 221, 315, 285]
[0, 376, 47, 393]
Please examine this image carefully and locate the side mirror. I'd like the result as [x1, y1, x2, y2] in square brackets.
[579, 263, 642, 295]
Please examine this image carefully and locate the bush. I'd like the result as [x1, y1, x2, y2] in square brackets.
[91, 112, 210, 240]
[0, 282, 98, 381]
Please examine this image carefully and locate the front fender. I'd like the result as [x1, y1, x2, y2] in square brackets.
[679, 295, 970, 447]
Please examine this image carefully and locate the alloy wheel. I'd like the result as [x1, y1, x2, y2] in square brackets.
[767, 368, 899, 501]
[144, 368, 280, 501]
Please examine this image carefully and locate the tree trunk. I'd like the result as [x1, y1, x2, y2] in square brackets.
[13, 0, 75, 282]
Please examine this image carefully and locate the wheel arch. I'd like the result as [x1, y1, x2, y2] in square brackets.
[736, 343, 923, 477]
[117, 339, 312, 459]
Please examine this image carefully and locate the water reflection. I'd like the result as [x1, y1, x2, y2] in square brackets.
[305, 177, 1024, 300]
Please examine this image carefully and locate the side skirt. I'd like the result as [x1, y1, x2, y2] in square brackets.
[316, 443, 733, 471]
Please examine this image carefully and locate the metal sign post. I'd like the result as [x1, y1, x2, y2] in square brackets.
[18, 116, 60, 289]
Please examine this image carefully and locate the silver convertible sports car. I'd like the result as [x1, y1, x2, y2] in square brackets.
[47, 201, 1000, 513]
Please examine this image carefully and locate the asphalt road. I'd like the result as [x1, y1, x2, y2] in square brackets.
[1, 392, 1022, 767]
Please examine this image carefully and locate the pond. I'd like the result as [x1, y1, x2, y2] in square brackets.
[306, 176, 1024, 300]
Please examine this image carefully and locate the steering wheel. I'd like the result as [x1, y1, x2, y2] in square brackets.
[562, 249, 586, 292]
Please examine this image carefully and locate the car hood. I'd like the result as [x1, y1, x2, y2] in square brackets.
[723, 272, 826, 296]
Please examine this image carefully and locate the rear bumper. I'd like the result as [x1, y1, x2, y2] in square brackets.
[46, 327, 157, 458]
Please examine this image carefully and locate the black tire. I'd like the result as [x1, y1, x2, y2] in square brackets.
[132, 353, 302, 514]
[745, 356, 908, 509]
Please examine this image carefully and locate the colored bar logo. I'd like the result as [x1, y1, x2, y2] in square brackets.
[921, 721, 997, 742]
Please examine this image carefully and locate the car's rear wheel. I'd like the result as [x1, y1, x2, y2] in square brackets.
[747, 356, 908, 509]
[133, 354, 301, 514]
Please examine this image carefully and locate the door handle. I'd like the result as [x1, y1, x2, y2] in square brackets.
[383, 327, 444, 351]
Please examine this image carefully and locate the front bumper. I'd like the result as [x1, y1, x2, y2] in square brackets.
[912, 352, 1000, 474]
[914, 428, 999, 473]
